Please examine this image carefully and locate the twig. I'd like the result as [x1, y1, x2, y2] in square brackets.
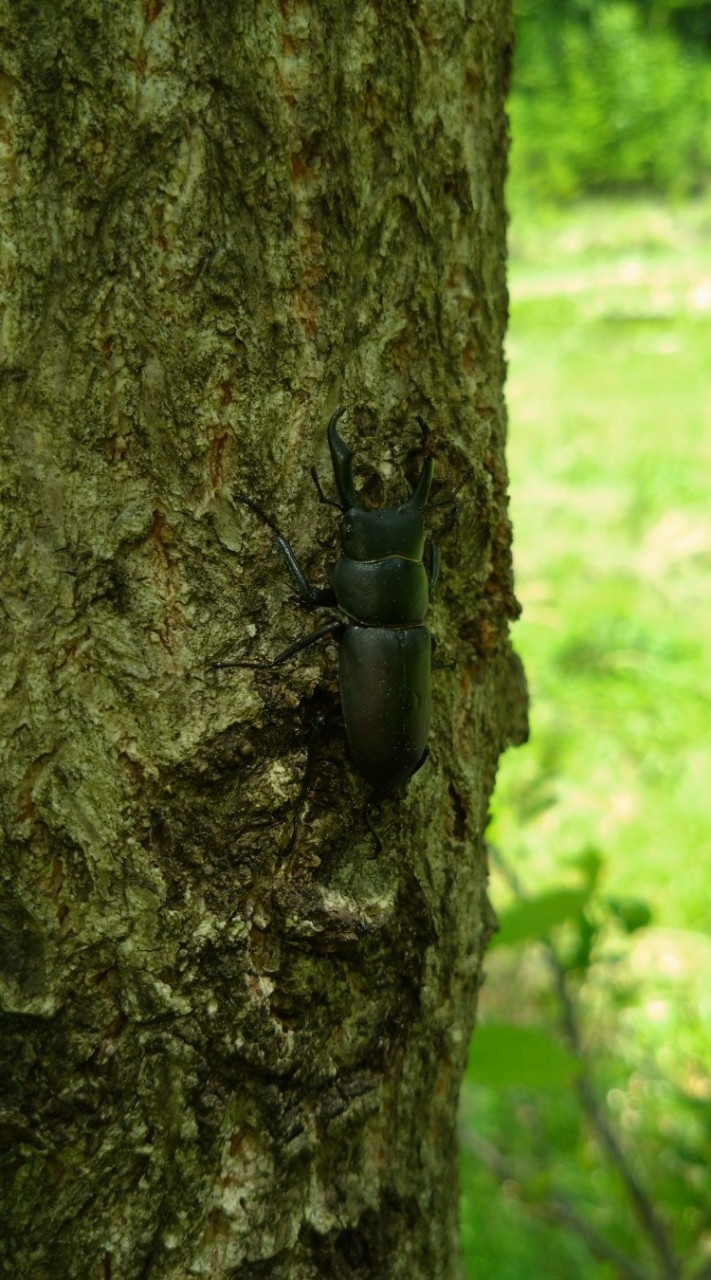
[546, 958, 680, 1280]
[463, 1129, 655, 1280]
[486, 843, 682, 1280]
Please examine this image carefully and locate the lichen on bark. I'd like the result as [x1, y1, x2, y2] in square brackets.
[0, 2, 526, 1276]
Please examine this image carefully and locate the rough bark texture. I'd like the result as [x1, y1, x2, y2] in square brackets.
[0, 3, 526, 1277]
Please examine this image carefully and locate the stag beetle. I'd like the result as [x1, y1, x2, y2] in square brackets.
[214, 407, 470, 850]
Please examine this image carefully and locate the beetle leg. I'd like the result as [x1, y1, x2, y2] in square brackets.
[266, 620, 345, 667]
[283, 711, 329, 856]
[426, 467, 474, 596]
[273, 535, 337, 608]
[431, 654, 455, 672]
[410, 744, 430, 777]
[234, 491, 336, 608]
[433, 505, 460, 540]
[211, 620, 345, 671]
[415, 416, 430, 444]
[427, 539, 441, 594]
[363, 742, 431, 857]
[310, 465, 342, 511]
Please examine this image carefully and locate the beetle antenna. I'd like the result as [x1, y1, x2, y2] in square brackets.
[427, 466, 474, 512]
[232, 490, 282, 536]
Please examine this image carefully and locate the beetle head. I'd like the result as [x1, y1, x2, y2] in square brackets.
[338, 504, 427, 561]
[328, 408, 433, 561]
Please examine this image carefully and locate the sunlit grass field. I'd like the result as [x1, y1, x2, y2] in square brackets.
[460, 199, 711, 1278]
[501, 197, 711, 927]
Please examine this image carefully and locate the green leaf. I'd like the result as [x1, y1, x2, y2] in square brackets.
[605, 897, 653, 933]
[490, 888, 590, 949]
[566, 847, 604, 889]
[466, 1023, 581, 1089]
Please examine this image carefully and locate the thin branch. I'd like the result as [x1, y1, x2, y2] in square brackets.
[486, 843, 682, 1280]
[546, 956, 681, 1280]
[463, 1130, 655, 1280]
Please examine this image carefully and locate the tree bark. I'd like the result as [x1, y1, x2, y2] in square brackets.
[0, 3, 526, 1277]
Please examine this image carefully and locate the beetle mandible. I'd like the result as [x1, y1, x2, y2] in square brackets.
[216, 407, 469, 848]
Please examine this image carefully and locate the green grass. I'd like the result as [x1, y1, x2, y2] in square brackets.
[460, 198, 711, 1279]
[499, 196, 711, 928]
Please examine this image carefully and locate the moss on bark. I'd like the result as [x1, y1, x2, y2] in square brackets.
[0, 2, 525, 1276]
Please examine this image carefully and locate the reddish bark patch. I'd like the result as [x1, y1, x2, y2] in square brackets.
[209, 428, 231, 489]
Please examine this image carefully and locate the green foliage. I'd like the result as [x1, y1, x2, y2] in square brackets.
[499, 198, 711, 930]
[465, 1025, 581, 1089]
[460, 200, 711, 1279]
[462, 865, 710, 1277]
[460, 1151, 600, 1280]
[489, 887, 591, 949]
[511, 0, 711, 203]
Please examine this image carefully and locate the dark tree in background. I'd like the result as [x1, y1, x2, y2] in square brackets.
[0, 3, 526, 1277]
[516, 0, 711, 45]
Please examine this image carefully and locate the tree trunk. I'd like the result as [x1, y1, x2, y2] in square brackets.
[0, 3, 526, 1277]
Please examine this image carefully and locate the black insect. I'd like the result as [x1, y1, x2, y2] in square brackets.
[215, 407, 469, 852]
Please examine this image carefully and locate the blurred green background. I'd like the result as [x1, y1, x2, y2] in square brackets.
[460, 3, 711, 1276]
